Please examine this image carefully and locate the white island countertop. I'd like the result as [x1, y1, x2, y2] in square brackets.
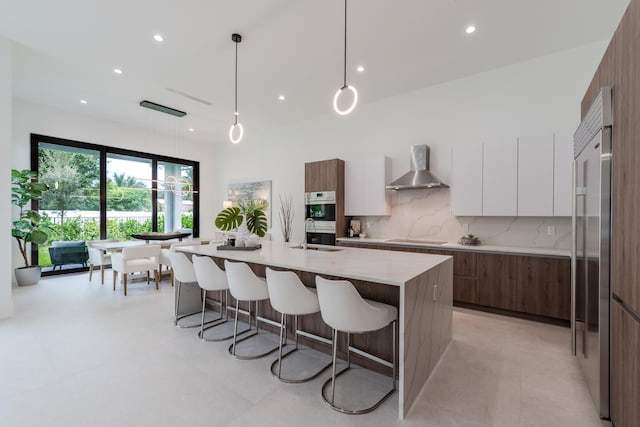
[336, 237, 571, 258]
[178, 240, 454, 419]
[178, 241, 451, 286]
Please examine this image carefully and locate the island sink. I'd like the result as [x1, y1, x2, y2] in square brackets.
[289, 244, 342, 252]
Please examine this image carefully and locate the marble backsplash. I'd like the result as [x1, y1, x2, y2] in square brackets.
[356, 189, 572, 250]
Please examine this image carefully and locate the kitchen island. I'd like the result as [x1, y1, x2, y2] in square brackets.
[178, 241, 453, 419]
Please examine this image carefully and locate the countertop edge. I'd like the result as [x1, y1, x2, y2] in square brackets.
[177, 242, 453, 287]
[336, 238, 571, 258]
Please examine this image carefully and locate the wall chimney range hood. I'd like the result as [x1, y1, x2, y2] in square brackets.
[386, 145, 449, 190]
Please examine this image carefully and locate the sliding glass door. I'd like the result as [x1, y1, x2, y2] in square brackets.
[106, 154, 153, 239]
[157, 161, 195, 234]
[31, 134, 200, 275]
[36, 142, 101, 271]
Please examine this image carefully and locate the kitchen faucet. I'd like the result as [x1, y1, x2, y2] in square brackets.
[303, 218, 315, 250]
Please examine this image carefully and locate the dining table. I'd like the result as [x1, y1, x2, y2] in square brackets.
[87, 238, 216, 252]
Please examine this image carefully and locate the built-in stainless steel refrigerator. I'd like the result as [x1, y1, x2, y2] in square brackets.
[572, 87, 612, 421]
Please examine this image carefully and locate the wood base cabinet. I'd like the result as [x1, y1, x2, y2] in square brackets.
[612, 300, 640, 427]
[337, 241, 571, 324]
[476, 253, 516, 311]
[515, 256, 571, 320]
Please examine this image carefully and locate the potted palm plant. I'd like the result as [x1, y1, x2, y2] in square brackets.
[12, 169, 50, 285]
[215, 200, 268, 245]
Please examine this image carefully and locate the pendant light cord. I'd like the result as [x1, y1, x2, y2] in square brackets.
[343, 0, 347, 89]
[234, 40, 239, 125]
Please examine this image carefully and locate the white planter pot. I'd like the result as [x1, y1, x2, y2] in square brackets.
[15, 266, 42, 286]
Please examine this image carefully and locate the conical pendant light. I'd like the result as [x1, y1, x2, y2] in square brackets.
[333, 0, 358, 115]
[229, 33, 244, 144]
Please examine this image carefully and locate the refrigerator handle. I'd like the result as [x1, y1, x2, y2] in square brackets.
[571, 160, 577, 356]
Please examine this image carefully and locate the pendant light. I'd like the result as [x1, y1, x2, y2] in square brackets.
[229, 33, 244, 144]
[333, 0, 358, 116]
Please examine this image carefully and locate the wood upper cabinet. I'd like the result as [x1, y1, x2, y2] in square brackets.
[305, 159, 346, 237]
[483, 139, 518, 216]
[514, 255, 571, 320]
[344, 156, 391, 216]
[305, 159, 343, 192]
[476, 253, 517, 311]
[451, 144, 483, 216]
[517, 131, 555, 216]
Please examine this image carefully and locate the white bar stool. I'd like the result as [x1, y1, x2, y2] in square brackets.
[192, 256, 243, 342]
[224, 260, 280, 360]
[265, 268, 332, 383]
[160, 241, 202, 287]
[172, 252, 218, 329]
[315, 276, 398, 415]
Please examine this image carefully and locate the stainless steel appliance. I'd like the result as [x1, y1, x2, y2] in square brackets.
[304, 191, 336, 245]
[572, 87, 612, 421]
[386, 145, 449, 190]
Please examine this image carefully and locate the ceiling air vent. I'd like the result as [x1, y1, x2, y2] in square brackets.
[139, 100, 187, 117]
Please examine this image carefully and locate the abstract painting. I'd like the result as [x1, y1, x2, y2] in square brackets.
[227, 180, 272, 225]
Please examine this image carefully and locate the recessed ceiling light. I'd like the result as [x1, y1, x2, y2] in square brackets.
[188, 128, 195, 132]
[465, 25, 476, 34]
[278, 95, 286, 101]
[153, 34, 164, 42]
[357, 65, 365, 73]
[80, 99, 87, 104]
[113, 68, 123, 74]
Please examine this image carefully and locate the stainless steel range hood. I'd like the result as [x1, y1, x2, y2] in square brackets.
[386, 145, 449, 190]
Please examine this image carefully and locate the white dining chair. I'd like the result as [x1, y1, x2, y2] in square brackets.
[87, 239, 119, 285]
[111, 244, 161, 296]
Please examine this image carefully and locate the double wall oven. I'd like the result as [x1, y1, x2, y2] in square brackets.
[305, 191, 336, 245]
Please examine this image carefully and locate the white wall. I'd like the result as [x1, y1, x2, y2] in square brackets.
[11, 99, 218, 276]
[0, 37, 13, 318]
[211, 41, 608, 248]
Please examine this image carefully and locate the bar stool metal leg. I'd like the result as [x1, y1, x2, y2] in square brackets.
[270, 314, 331, 383]
[198, 289, 245, 342]
[321, 321, 398, 415]
[175, 280, 218, 328]
[228, 299, 280, 360]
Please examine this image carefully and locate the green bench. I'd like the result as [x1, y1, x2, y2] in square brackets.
[48, 241, 89, 271]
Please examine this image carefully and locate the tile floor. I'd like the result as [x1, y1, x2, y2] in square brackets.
[0, 271, 604, 427]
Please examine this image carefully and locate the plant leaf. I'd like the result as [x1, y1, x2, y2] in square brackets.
[215, 207, 243, 231]
[30, 230, 49, 245]
[246, 209, 268, 237]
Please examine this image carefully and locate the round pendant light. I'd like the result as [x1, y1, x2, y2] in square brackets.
[229, 33, 243, 144]
[333, 0, 358, 115]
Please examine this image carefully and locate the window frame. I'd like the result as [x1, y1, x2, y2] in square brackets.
[30, 133, 200, 276]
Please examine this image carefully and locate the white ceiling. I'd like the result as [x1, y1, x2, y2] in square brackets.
[0, 0, 629, 144]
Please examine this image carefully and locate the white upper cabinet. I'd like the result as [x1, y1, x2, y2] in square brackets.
[452, 128, 571, 217]
[517, 131, 554, 216]
[345, 156, 391, 216]
[482, 139, 518, 216]
[451, 144, 483, 216]
[553, 129, 574, 216]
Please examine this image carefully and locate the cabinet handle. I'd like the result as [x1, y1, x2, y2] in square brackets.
[433, 284, 438, 302]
